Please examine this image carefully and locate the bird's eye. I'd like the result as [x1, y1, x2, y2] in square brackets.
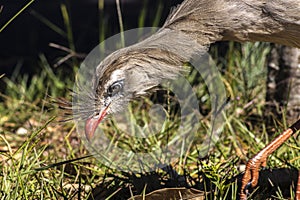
[107, 81, 123, 96]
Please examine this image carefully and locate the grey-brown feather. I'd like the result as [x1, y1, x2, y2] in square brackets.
[95, 0, 300, 80]
[163, 0, 300, 46]
[94, 28, 206, 99]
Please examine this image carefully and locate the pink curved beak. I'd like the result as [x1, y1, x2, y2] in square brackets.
[85, 108, 107, 141]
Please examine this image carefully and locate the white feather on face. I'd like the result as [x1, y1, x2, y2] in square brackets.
[103, 69, 128, 114]
[107, 69, 125, 85]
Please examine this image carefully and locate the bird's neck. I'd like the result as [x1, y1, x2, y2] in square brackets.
[162, 0, 300, 48]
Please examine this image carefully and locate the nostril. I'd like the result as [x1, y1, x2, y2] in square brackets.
[93, 112, 100, 118]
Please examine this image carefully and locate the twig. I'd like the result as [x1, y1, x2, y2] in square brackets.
[49, 43, 86, 67]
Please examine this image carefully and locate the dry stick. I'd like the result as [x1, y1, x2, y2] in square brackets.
[49, 43, 86, 67]
[116, 0, 125, 47]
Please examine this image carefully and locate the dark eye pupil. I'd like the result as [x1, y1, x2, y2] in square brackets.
[108, 81, 123, 96]
[112, 84, 120, 92]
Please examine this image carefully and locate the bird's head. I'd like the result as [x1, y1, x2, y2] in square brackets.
[82, 47, 185, 140]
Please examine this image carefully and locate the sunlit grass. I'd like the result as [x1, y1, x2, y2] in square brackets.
[0, 1, 299, 199]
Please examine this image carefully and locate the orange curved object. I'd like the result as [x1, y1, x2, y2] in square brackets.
[240, 119, 300, 200]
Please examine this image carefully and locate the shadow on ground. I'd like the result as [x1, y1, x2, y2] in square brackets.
[87, 167, 299, 200]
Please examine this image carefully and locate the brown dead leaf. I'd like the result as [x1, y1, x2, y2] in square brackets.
[128, 187, 207, 200]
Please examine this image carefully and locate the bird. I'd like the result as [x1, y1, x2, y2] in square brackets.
[63, 0, 300, 199]
[80, 0, 300, 139]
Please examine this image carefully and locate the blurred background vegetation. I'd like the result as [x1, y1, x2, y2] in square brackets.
[0, 0, 299, 199]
